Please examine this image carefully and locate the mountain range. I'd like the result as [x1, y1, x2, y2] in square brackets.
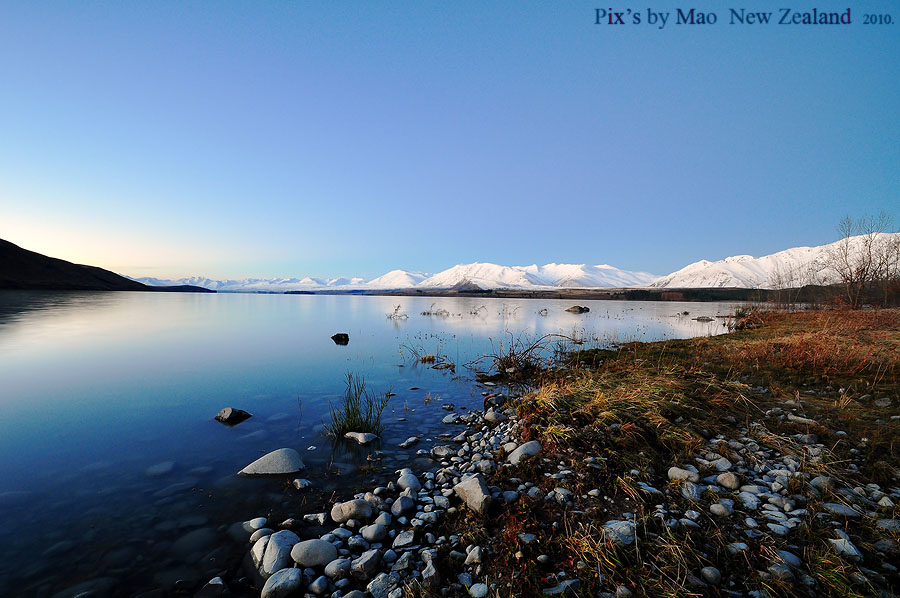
[130, 232, 900, 292]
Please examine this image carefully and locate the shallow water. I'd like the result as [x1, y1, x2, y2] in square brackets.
[0, 291, 737, 596]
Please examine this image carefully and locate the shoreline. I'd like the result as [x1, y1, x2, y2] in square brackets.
[209, 309, 900, 598]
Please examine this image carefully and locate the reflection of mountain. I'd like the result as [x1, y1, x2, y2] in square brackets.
[382, 295, 732, 342]
[1, 238, 149, 291]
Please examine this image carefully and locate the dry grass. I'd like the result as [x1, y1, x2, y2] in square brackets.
[477, 310, 900, 597]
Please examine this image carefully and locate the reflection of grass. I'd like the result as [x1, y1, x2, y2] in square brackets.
[325, 373, 391, 436]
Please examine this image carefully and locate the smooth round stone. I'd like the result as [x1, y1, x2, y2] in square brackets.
[716, 472, 740, 490]
[238, 448, 305, 476]
[397, 473, 422, 492]
[361, 523, 387, 542]
[308, 575, 330, 595]
[261, 568, 303, 598]
[469, 583, 488, 598]
[324, 557, 352, 579]
[291, 539, 338, 568]
[244, 517, 267, 532]
[331, 499, 373, 523]
[171, 528, 218, 560]
[668, 466, 700, 483]
[262, 530, 301, 576]
[250, 528, 274, 543]
[710, 503, 732, 517]
[701, 566, 721, 585]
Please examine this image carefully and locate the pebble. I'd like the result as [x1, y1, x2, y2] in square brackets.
[700, 566, 721, 585]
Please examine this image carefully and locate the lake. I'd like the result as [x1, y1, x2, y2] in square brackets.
[0, 291, 739, 596]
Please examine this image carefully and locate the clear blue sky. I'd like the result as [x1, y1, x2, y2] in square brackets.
[1, 2, 897, 279]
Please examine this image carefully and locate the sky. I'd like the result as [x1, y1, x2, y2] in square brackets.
[1, 1, 898, 280]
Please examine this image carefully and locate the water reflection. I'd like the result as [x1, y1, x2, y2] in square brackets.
[0, 291, 739, 596]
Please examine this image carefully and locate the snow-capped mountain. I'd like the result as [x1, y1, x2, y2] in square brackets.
[132, 262, 657, 291]
[652, 233, 900, 289]
[417, 263, 657, 289]
[132, 275, 367, 292]
[367, 270, 429, 289]
[132, 233, 899, 292]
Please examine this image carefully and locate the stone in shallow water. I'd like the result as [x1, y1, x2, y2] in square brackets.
[171, 527, 218, 560]
[345, 431, 379, 445]
[214, 407, 252, 425]
[145, 460, 175, 476]
[238, 448, 305, 476]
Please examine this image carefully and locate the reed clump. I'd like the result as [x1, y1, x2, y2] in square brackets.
[325, 373, 391, 436]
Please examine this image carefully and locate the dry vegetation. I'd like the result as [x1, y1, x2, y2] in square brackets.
[441, 309, 900, 597]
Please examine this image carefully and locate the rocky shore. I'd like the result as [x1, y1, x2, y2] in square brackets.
[45, 310, 900, 598]
[198, 310, 900, 598]
[198, 391, 898, 597]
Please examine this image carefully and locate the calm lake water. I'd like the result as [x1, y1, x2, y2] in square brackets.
[0, 291, 738, 596]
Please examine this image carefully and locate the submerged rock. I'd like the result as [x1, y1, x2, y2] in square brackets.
[345, 431, 379, 445]
[214, 407, 252, 426]
[565, 306, 590, 314]
[238, 448, 305, 476]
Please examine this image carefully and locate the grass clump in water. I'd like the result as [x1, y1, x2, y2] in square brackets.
[325, 373, 391, 436]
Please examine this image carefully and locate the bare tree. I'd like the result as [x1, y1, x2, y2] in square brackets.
[825, 213, 898, 308]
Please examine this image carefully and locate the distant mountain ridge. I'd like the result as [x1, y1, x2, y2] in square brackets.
[651, 232, 900, 289]
[0, 238, 213, 292]
[132, 233, 900, 292]
[0, 238, 150, 291]
[134, 262, 658, 292]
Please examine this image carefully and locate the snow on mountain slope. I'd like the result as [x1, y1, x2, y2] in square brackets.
[537, 263, 658, 288]
[135, 233, 899, 293]
[367, 270, 429, 289]
[133, 262, 657, 292]
[417, 263, 550, 289]
[417, 262, 658, 289]
[651, 233, 900, 289]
